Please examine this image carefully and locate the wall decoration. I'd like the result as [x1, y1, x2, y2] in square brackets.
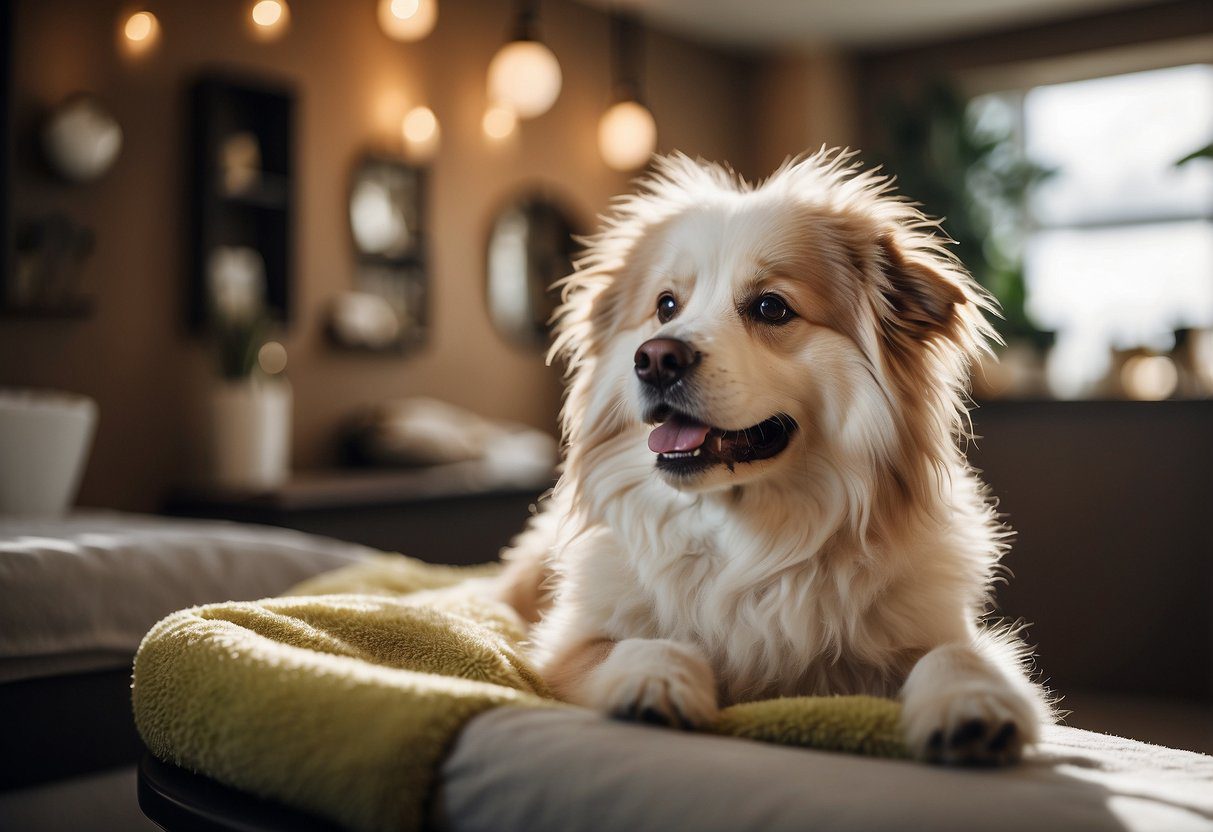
[10, 214, 95, 313]
[187, 74, 295, 330]
[208, 245, 266, 329]
[330, 154, 427, 353]
[1, 89, 114, 314]
[218, 131, 261, 195]
[42, 95, 123, 183]
[485, 190, 581, 348]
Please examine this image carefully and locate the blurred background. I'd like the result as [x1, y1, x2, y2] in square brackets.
[0, 0, 1210, 754]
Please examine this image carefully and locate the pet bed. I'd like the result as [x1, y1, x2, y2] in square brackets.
[133, 556, 1213, 832]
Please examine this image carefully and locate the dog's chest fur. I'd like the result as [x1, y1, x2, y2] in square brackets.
[596, 492, 929, 703]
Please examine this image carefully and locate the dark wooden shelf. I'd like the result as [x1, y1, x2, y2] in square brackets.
[218, 173, 290, 210]
[164, 463, 555, 565]
[974, 396, 1213, 409]
[169, 462, 555, 512]
[189, 74, 295, 330]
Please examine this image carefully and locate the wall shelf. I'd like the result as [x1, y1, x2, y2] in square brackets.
[188, 74, 295, 330]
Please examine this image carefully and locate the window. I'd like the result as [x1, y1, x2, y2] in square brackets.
[976, 64, 1213, 398]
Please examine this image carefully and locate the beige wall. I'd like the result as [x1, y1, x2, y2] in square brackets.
[750, 49, 857, 176]
[0, 0, 757, 511]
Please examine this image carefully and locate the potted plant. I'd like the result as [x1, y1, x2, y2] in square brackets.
[876, 82, 1055, 397]
[206, 247, 291, 491]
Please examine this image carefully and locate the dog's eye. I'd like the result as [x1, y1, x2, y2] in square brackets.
[752, 294, 792, 324]
[656, 293, 678, 324]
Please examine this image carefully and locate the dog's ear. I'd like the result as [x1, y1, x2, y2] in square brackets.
[876, 233, 967, 342]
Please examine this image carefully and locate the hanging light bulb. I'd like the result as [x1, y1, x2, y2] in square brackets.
[402, 106, 441, 161]
[120, 9, 160, 56]
[378, 0, 438, 42]
[487, 42, 561, 119]
[599, 100, 656, 171]
[486, 0, 562, 120]
[598, 13, 656, 171]
[249, 0, 290, 40]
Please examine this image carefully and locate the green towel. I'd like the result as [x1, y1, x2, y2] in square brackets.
[133, 555, 905, 832]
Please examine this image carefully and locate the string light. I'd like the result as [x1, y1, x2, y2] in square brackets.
[124, 11, 155, 41]
[250, 0, 289, 40]
[378, 0, 438, 42]
[487, 1, 562, 119]
[402, 106, 440, 161]
[121, 10, 160, 56]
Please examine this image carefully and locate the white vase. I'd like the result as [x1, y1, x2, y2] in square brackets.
[0, 389, 97, 515]
[208, 379, 291, 491]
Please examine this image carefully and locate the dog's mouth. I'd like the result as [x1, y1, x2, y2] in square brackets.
[646, 409, 797, 475]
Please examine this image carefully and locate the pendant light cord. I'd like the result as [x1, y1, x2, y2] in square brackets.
[611, 11, 644, 105]
[512, 0, 540, 41]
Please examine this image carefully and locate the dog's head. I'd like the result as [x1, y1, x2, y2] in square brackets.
[554, 150, 995, 497]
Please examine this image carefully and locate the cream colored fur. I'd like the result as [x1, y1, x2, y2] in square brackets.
[499, 149, 1053, 764]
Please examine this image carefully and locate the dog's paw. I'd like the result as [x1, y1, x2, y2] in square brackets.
[585, 638, 718, 729]
[902, 685, 1038, 766]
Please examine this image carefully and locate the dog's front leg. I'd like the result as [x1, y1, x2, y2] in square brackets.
[543, 638, 719, 729]
[900, 634, 1048, 765]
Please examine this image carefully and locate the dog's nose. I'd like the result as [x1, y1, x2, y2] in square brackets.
[634, 338, 696, 388]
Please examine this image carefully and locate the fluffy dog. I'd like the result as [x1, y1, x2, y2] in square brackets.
[497, 149, 1052, 765]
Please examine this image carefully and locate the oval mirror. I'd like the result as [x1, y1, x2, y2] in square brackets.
[486, 193, 582, 348]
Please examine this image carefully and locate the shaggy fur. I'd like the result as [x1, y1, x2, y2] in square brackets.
[497, 149, 1052, 764]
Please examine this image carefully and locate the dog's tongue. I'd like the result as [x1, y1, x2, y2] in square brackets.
[648, 416, 712, 453]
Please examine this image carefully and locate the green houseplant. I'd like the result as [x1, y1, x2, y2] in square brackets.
[205, 247, 291, 491]
[875, 81, 1055, 351]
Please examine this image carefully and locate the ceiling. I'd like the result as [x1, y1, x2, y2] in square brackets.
[579, 0, 1167, 49]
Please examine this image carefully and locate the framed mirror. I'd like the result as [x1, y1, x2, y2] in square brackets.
[330, 154, 427, 352]
[486, 191, 583, 348]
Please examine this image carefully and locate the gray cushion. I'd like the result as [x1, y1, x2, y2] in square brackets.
[437, 707, 1213, 832]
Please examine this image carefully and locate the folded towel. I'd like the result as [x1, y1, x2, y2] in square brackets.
[133, 555, 904, 832]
